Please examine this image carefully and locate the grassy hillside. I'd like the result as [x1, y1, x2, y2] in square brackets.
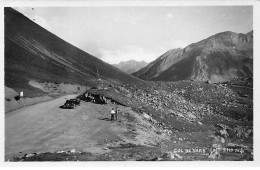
[5, 8, 142, 97]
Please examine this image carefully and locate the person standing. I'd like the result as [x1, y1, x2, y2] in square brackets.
[111, 108, 115, 121]
[15, 91, 24, 105]
[20, 91, 23, 98]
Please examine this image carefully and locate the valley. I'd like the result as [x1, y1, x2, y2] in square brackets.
[4, 7, 254, 162]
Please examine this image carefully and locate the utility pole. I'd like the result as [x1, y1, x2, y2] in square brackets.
[96, 66, 103, 89]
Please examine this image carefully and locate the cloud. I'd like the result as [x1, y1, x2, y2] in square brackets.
[158, 39, 187, 52]
[109, 10, 145, 25]
[98, 45, 163, 64]
[166, 13, 173, 19]
[14, 7, 32, 14]
[98, 39, 186, 64]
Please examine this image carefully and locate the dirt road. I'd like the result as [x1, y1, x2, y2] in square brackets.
[5, 94, 119, 160]
[5, 93, 167, 161]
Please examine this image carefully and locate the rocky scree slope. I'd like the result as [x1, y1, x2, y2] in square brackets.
[14, 78, 253, 161]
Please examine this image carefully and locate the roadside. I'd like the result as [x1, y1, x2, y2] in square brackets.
[5, 94, 169, 161]
[5, 81, 87, 113]
[5, 79, 253, 161]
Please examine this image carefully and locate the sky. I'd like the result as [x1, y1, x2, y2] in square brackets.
[14, 6, 253, 64]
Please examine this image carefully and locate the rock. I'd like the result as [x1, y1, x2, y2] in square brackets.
[245, 129, 252, 139]
[220, 129, 228, 137]
[157, 157, 163, 161]
[143, 113, 151, 120]
[212, 143, 221, 149]
[161, 151, 182, 160]
[208, 149, 220, 159]
[198, 121, 203, 125]
[70, 149, 76, 153]
[221, 137, 225, 143]
[103, 147, 109, 150]
[24, 153, 37, 158]
[187, 112, 197, 119]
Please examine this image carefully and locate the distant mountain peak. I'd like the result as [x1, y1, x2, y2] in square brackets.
[113, 60, 148, 74]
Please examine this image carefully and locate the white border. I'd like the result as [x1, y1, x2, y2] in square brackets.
[1, 0, 260, 168]
[1, 0, 260, 7]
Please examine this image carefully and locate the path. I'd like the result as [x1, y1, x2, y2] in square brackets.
[5, 94, 119, 160]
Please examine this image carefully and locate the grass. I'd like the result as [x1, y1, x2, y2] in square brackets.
[5, 8, 142, 97]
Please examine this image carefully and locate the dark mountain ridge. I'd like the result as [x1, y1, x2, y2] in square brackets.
[5, 8, 142, 97]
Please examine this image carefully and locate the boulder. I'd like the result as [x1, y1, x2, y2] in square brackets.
[220, 129, 229, 137]
[23, 153, 37, 158]
[221, 137, 225, 143]
[198, 121, 203, 125]
[70, 149, 76, 153]
[187, 112, 197, 119]
[208, 149, 220, 159]
[161, 151, 182, 160]
[143, 113, 151, 120]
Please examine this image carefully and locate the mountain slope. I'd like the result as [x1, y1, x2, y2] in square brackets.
[132, 49, 183, 80]
[113, 60, 148, 74]
[133, 31, 253, 83]
[5, 8, 142, 97]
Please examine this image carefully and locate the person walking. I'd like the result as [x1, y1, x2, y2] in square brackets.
[111, 108, 115, 121]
